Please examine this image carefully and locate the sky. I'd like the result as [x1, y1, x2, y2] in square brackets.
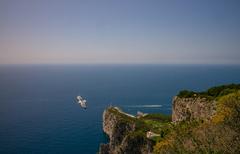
[0, 0, 240, 64]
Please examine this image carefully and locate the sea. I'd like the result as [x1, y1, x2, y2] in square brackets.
[0, 64, 240, 154]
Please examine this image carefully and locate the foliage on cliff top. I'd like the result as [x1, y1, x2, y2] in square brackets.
[107, 107, 136, 124]
[177, 83, 240, 100]
[107, 107, 149, 132]
[140, 114, 172, 136]
[107, 107, 171, 140]
[154, 91, 240, 154]
[141, 113, 171, 123]
[107, 107, 171, 126]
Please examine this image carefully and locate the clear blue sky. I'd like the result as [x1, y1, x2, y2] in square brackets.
[1, 0, 240, 64]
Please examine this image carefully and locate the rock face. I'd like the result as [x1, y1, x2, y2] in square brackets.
[172, 96, 216, 122]
[99, 107, 154, 154]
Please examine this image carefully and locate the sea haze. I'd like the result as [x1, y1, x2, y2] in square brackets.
[0, 64, 240, 153]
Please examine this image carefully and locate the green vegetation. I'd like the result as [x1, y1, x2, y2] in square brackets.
[108, 107, 172, 141]
[154, 90, 240, 154]
[141, 113, 171, 123]
[177, 83, 240, 100]
[139, 114, 172, 140]
[106, 84, 240, 153]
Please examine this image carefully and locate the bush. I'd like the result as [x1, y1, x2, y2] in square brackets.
[142, 114, 171, 122]
[177, 90, 196, 98]
[177, 84, 240, 99]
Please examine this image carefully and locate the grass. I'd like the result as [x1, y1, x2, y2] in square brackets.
[141, 113, 171, 122]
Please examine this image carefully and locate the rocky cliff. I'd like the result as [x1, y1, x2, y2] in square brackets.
[172, 96, 216, 122]
[99, 107, 154, 154]
[98, 84, 240, 154]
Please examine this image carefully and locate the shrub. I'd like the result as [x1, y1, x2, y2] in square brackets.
[177, 83, 240, 99]
[142, 113, 171, 122]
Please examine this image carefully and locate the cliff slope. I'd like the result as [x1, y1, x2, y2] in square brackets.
[99, 84, 240, 154]
[99, 107, 155, 154]
[154, 91, 240, 153]
[155, 84, 240, 153]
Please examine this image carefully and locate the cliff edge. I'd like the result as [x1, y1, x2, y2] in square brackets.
[99, 107, 154, 154]
[98, 84, 240, 154]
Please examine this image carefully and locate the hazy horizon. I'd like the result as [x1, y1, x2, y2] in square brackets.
[1, 0, 240, 64]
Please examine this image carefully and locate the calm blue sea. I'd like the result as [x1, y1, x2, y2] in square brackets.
[0, 64, 240, 154]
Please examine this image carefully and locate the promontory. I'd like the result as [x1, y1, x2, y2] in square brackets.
[98, 84, 240, 154]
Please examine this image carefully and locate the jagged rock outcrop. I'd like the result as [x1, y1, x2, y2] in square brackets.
[172, 96, 216, 122]
[99, 107, 154, 154]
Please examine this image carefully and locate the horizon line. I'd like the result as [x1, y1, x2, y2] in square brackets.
[0, 62, 240, 66]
